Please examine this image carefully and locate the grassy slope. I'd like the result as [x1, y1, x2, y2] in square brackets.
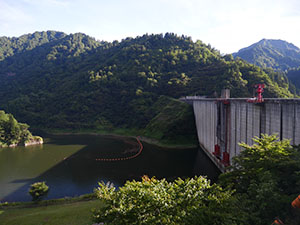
[0, 200, 101, 225]
[143, 96, 198, 146]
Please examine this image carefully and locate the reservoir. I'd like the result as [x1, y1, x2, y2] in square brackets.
[0, 134, 219, 202]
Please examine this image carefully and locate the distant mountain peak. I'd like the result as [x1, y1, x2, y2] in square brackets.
[0, 31, 295, 131]
[258, 39, 300, 51]
[233, 39, 300, 71]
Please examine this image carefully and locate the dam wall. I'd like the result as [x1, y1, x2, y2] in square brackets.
[183, 97, 300, 171]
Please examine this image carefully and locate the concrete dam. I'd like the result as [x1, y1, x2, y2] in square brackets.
[182, 96, 300, 171]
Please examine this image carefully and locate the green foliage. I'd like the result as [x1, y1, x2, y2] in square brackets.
[0, 110, 42, 147]
[143, 96, 198, 144]
[287, 67, 300, 93]
[92, 176, 245, 225]
[233, 39, 300, 71]
[0, 32, 296, 144]
[219, 134, 300, 224]
[0, 31, 67, 61]
[28, 182, 49, 202]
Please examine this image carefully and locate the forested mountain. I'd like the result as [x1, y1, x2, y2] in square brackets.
[233, 39, 300, 71]
[0, 31, 67, 61]
[0, 31, 296, 142]
[286, 67, 300, 90]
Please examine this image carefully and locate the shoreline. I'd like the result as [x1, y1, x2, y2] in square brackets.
[1, 131, 197, 206]
[0, 137, 43, 148]
[0, 193, 96, 209]
[40, 129, 198, 149]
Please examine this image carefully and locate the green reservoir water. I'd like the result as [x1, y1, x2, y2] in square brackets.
[0, 134, 219, 202]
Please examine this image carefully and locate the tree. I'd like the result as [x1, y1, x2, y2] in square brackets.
[0, 110, 42, 147]
[219, 134, 300, 225]
[92, 176, 245, 225]
[0, 32, 295, 134]
[0, 113, 22, 146]
[29, 181, 49, 202]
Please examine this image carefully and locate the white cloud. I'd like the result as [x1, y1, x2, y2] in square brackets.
[21, 0, 71, 8]
[162, 0, 300, 53]
[0, 1, 33, 23]
[0, 0, 34, 36]
[0, 0, 300, 52]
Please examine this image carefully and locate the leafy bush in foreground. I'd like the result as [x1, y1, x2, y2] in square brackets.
[92, 176, 244, 225]
[219, 134, 300, 225]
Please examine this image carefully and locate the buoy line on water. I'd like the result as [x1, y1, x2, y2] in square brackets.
[95, 136, 143, 162]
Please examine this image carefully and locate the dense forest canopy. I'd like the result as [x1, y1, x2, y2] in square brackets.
[0, 31, 67, 61]
[287, 67, 300, 91]
[0, 31, 297, 142]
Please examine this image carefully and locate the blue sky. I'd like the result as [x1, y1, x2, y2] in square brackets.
[0, 0, 300, 53]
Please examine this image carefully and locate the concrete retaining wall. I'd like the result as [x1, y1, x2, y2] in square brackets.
[193, 101, 217, 156]
[187, 98, 300, 170]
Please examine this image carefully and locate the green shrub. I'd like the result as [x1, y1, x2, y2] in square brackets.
[92, 176, 245, 225]
[219, 134, 300, 224]
[29, 181, 49, 202]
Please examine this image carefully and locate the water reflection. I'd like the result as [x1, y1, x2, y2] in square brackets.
[0, 134, 219, 202]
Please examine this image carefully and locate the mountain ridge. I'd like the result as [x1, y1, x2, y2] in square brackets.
[0, 31, 68, 61]
[233, 39, 300, 71]
[0, 31, 296, 142]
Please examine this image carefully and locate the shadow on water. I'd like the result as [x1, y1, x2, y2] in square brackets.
[1, 134, 220, 202]
[10, 179, 35, 183]
[193, 148, 221, 183]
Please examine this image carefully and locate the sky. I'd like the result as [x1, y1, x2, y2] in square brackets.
[0, 0, 300, 54]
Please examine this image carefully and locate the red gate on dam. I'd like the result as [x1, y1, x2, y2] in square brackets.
[181, 95, 300, 172]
